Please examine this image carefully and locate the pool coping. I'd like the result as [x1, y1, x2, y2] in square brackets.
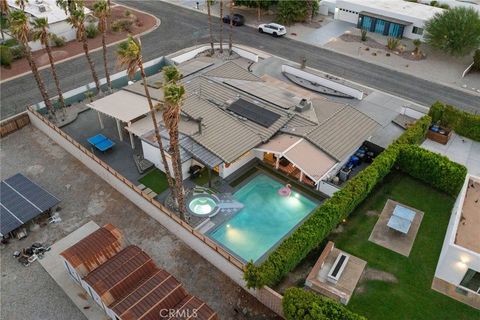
[206, 169, 323, 265]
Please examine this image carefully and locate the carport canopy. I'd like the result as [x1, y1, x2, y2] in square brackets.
[255, 134, 337, 184]
[0, 173, 60, 236]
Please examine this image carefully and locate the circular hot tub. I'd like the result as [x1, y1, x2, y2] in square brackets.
[187, 194, 220, 217]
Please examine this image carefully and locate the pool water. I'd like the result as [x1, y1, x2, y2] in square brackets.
[189, 196, 217, 216]
[208, 174, 318, 263]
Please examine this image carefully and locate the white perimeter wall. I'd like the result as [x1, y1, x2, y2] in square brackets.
[435, 175, 480, 287]
[282, 65, 364, 100]
[141, 141, 191, 180]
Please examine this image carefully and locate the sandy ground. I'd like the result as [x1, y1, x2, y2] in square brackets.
[0, 5, 158, 81]
[324, 28, 480, 93]
[0, 125, 279, 320]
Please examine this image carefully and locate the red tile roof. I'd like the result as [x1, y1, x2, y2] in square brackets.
[83, 245, 158, 306]
[60, 224, 126, 276]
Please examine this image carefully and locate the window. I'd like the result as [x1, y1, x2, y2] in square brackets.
[412, 26, 424, 35]
[460, 269, 480, 293]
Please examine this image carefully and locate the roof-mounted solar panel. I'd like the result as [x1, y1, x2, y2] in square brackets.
[226, 98, 281, 128]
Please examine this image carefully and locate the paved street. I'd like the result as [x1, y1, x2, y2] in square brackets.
[1, 0, 479, 119]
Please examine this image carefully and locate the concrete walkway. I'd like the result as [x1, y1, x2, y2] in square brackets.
[422, 133, 480, 176]
[288, 20, 354, 46]
[38, 221, 108, 320]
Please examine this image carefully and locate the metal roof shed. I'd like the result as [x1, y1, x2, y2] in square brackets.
[0, 173, 60, 236]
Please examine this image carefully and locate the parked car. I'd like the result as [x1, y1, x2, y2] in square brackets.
[222, 14, 245, 26]
[258, 23, 287, 37]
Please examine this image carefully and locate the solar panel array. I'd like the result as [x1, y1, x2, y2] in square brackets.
[227, 98, 281, 128]
[0, 173, 60, 236]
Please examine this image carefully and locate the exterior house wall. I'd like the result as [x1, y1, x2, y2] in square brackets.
[334, 0, 435, 40]
[141, 141, 192, 180]
[219, 151, 257, 179]
[433, 175, 480, 309]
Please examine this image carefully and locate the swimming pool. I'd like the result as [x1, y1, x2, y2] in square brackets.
[208, 174, 318, 263]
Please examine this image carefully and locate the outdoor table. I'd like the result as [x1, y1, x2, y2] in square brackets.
[387, 205, 416, 234]
[87, 134, 115, 152]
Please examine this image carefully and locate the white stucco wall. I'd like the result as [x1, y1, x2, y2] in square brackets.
[334, 0, 440, 39]
[219, 151, 257, 179]
[435, 175, 480, 290]
[141, 141, 191, 180]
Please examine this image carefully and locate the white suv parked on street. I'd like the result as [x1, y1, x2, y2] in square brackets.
[258, 23, 287, 37]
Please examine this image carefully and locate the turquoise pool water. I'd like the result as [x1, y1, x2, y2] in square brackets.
[208, 174, 318, 263]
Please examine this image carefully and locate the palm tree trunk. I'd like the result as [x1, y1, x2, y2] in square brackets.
[44, 40, 66, 111]
[24, 44, 55, 118]
[256, 1, 261, 21]
[207, 1, 214, 55]
[101, 28, 111, 91]
[228, 0, 233, 55]
[82, 36, 101, 93]
[306, 0, 313, 24]
[219, 0, 223, 53]
[169, 120, 186, 219]
[138, 63, 177, 202]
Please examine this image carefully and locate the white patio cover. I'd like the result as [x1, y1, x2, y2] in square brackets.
[284, 139, 337, 183]
[255, 134, 337, 183]
[88, 90, 151, 123]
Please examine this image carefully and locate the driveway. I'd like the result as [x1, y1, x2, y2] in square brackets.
[288, 20, 354, 46]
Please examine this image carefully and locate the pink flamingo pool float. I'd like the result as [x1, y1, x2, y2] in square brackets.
[278, 184, 292, 197]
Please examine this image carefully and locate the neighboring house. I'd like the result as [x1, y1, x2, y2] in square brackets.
[60, 224, 219, 320]
[6, 0, 92, 50]
[323, 0, 444, 39]
[433, 175, 480, 310]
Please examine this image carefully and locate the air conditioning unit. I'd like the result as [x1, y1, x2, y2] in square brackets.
[295, 98, 312, 112]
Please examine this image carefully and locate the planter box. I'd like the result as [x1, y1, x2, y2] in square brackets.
[427, 127, 452, 145]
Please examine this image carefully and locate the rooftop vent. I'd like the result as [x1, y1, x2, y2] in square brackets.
[38, 5, 46, 12]
[295, 98, 312, 112]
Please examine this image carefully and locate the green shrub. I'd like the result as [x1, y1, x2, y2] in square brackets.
[387, 37, 400, 50]
[111, 18, 134, 32]
[50, 34, 66, 47]
[0, 45, 13, 67]
[439, 3, 450, 9]
[3, 38, 19, 47]
[428, 101, 480, 142]
[283, 288, 366, 320]
[9, 44, 26, 60]
[396, 145, 467, 196]
[361, 29, 367, 41]
[244, 116, 433, 288]
[430, 0, 438, 6]
[86, 24, 98, 38]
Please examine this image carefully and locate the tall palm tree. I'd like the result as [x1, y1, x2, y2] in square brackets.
[31, 17, 66, 111]
[228, 0, 233, 55]
[306, 0, 313, 24]
[0, 0, 9, 39]
[162, 65, 187, 219]
[9, 10, 55, 118]
[67, 8, 101, 93]
[219, 0, 223, 53]
[206, 0, 214, 55]
[93, 0, 111, 91]
[116, 36, 177, 203]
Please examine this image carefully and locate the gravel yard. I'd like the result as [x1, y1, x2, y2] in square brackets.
[0, 125, 279, 320]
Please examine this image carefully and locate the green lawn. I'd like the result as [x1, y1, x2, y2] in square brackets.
[330, 172, 479, 320]
[138, 169, 169, 194]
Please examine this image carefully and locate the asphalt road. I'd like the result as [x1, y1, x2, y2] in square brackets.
[1, 1, 479, 119]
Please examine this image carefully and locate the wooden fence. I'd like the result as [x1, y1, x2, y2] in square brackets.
[26, 107, 245, 270]
[0, 112, 30, 137]
[27, 107, 286, 318]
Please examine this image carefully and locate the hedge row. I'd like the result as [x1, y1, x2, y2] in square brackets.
[429, 101, 480, 142]
[244, 116, 432, 288]
[283, 288, 366, 320]
[396, 145, 467, 196]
